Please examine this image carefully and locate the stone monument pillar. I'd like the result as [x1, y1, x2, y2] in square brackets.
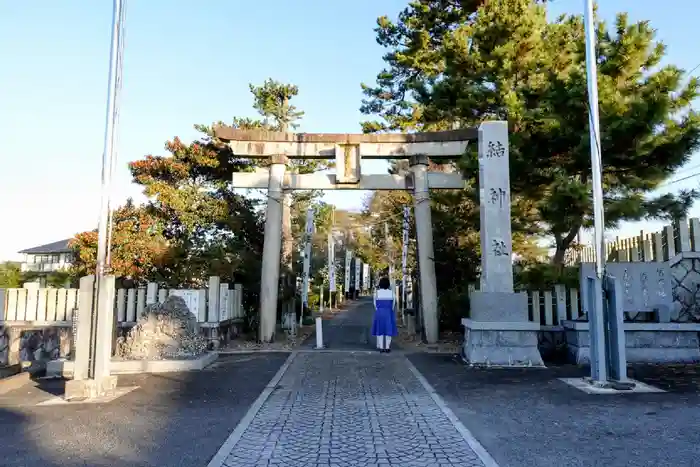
[462, 121, 544, 367]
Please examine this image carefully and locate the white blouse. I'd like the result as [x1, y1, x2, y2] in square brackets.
[373, 288, 395, 310]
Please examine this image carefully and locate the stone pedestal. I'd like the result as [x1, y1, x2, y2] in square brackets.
[462, 291, 545, 367]
[7, 327, 21, 366]
[563, 321, 700, 364]
[65, 375, 118, 400]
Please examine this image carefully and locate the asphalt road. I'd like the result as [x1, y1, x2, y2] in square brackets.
[0, 352, 289, 467]
[409, 354, 700, 467]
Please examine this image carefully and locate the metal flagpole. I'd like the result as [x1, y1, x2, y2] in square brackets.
[90, 0, 127, 378]
[97, 0, 126, 278]
[583, 0, 609, 383]
[105, 0, 127, 267]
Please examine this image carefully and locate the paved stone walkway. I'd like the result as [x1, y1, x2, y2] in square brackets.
[212, 302, 493, 467]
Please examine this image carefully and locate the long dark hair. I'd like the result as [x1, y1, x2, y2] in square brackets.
[378, 277, 390, 290]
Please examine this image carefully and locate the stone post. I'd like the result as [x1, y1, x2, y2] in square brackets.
[92, 276, 116, 383]
[410, 155, 439, 344]
[462, 121, 544, 367]
[66, 275, 118, 399]
[259, 155, 287, 343]
[73, 275, 95, 380]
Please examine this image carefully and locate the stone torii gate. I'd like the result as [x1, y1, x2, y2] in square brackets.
[213, 125, 482, 344]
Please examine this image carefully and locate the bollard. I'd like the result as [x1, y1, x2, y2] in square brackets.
[315, 317, 324, 349]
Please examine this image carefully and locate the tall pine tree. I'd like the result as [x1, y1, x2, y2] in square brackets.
[362, 0, 700, 264]
[246, 79, 331, 292]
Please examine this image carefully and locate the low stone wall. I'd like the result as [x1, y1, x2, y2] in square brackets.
[562, 321, 700, 364]
[0, 324, 227, 366]
[0, 326, 72, 366]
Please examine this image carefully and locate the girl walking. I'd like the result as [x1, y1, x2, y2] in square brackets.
[372, 276, 397, 352]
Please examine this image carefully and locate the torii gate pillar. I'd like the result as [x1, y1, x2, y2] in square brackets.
[410, 155, 439, 343]
[259, 155, 287, 342]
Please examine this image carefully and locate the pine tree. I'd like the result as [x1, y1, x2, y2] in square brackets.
[362, 0, 700, 264]
[247, 79, 330, 290]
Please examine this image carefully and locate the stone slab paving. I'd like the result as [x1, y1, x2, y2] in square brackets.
[212, 352, 493, 467]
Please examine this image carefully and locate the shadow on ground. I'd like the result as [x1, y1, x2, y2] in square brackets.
[0, 352, 289, 467]
[409, 354, 700, 467]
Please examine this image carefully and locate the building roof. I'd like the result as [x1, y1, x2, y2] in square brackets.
[18, 239, 73, 254]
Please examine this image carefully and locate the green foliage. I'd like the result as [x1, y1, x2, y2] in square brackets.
[250, 79, 304, 131]
[127, 132, 265, 313]
[351, 160, 545, 332]
[248, 79, 331, 176]
[514, 262, 580, 290]
[65, 79, 331, 335]
[0, 261, 22, 288]
[362, 0, 700, 265]
[70, 199, 171, 283]
[0, 262, 73, 289]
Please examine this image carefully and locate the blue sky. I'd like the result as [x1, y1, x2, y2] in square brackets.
[0, 0, 698, 261]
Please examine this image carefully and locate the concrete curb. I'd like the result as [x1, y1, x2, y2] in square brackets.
[46, 352, 219, 377]
[405, 356, 501, 467]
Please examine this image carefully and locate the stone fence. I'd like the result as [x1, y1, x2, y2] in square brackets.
[467, 264, 700, 364]
[0, 276, 244, 366]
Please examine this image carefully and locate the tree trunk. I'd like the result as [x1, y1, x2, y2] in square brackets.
[552, 247, 567, 266]
[551, 224, 581, 266]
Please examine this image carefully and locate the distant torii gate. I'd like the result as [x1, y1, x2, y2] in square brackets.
[213, 125, 481, 343]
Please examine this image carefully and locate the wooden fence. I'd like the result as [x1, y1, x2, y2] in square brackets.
[0, 276, 244, 329]
[569, 217, 700, 264]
